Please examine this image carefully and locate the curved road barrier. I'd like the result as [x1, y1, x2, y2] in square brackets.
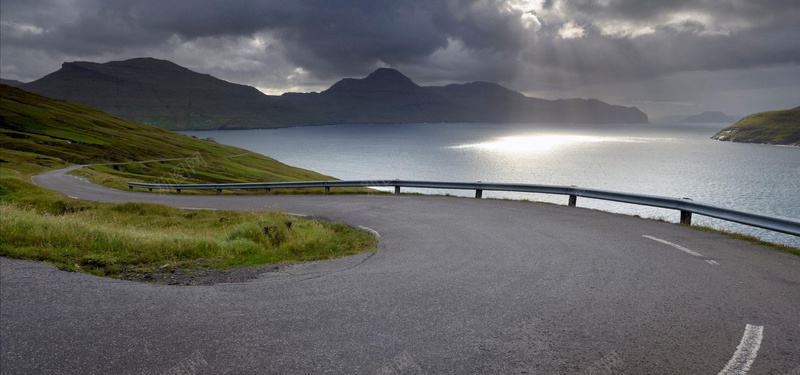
[128, 179, 800, 237]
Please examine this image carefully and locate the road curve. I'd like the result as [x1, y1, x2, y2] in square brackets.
[1, 166, 799, 374]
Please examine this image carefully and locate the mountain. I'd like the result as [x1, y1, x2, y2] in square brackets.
[19, 58, 320, 130]
[281, 68, 452, 124]
[712, 107, 800, 146]
[680, 111, 736, 123]
[1, 78, 25, 87]
[284, 69, 647, 124]
[428, 81, 647, 123]
[20, 58, 648, 130]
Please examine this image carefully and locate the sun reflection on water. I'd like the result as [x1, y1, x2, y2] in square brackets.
[451, 134, 648, 152]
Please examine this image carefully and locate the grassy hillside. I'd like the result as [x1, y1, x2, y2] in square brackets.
[712, 107, 800, 146]
[0, 84, 376, 280]
[1, 84, 362, 192]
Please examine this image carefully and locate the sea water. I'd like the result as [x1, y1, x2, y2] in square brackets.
[183, 123, 800, 247]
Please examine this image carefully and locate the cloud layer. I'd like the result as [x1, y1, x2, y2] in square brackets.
[2, 0, 799, 117]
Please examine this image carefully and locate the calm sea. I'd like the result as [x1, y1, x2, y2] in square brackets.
[183, 123, 800, 247]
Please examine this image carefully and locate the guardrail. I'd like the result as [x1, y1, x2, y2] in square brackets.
[127, 179, 800, 236]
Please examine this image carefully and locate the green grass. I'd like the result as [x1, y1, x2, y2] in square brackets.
[713, 106, 800, 146]
[690, 225, 800, 256]
[0, 85, 377, 279]
[0, 169, 377, 278]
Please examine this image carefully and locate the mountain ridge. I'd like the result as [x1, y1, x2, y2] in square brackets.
[20, 57, 648, 130]
[0, 78, 25, 87]
[680, 111, 736, 123]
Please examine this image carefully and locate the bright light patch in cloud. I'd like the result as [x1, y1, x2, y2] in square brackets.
[504, 0, 542, 31]
[1, 20, 45, 36]
[558, 22, 585, 39]
[597, 20, 656, 38]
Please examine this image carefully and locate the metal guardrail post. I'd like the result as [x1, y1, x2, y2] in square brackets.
[681, 211, 692, 225]
[568, 195, 577, 207]
[395, 186, 400, 194]
[475, 189, 482, 198]
[325, 186, 330, 193]
[680, 197, 693, 225]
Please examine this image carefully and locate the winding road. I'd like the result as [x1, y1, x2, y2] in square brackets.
[2, 166, 799, 374]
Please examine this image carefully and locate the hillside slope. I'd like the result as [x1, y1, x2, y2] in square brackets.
[711, 107, 800, 146]
[0, 85, 375, 279]
[0, 84, 335, 185]
[21, 58, 648, 129]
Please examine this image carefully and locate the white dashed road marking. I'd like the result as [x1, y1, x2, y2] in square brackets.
[718, 324, 764, 375]
[643, 235, 720, 265]
[643, 235, 703, 256]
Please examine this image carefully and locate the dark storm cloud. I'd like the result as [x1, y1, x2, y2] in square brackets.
[526, 26, 800, 81]
[1, 0, 539, 78]
[1, 0, 798, 116]
[4, 0, 798, 79]
[526, 0, 800, 78]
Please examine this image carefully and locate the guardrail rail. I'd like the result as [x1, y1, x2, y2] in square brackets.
[127, 179, 800, 237]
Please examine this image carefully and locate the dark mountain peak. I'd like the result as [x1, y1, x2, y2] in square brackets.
[681, 111, 735, 123]
[62, 57, 193, 76]
[459, 81, 505, 89]
[33, 57, 256, 93]
[323, 68, 422, 94]
[364, 68, 412, 82]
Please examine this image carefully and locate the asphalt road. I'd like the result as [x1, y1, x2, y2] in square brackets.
[1, 166, 799, 374]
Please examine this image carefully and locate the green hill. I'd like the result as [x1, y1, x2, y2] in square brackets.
[712, 107, 800, 146]
[0, 84, 375, 279]
[0, 84, 336, 187]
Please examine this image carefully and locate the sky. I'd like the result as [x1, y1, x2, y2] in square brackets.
[2, 0, 799, 119]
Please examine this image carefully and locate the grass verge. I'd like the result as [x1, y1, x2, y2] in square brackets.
[689, 225, 800, 256]
[0, 176, 377, 279]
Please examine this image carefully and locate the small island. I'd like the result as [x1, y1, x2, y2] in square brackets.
[712, 106, 800, 146]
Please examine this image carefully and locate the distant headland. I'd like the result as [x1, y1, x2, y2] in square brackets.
[712, 107, 800, 146]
